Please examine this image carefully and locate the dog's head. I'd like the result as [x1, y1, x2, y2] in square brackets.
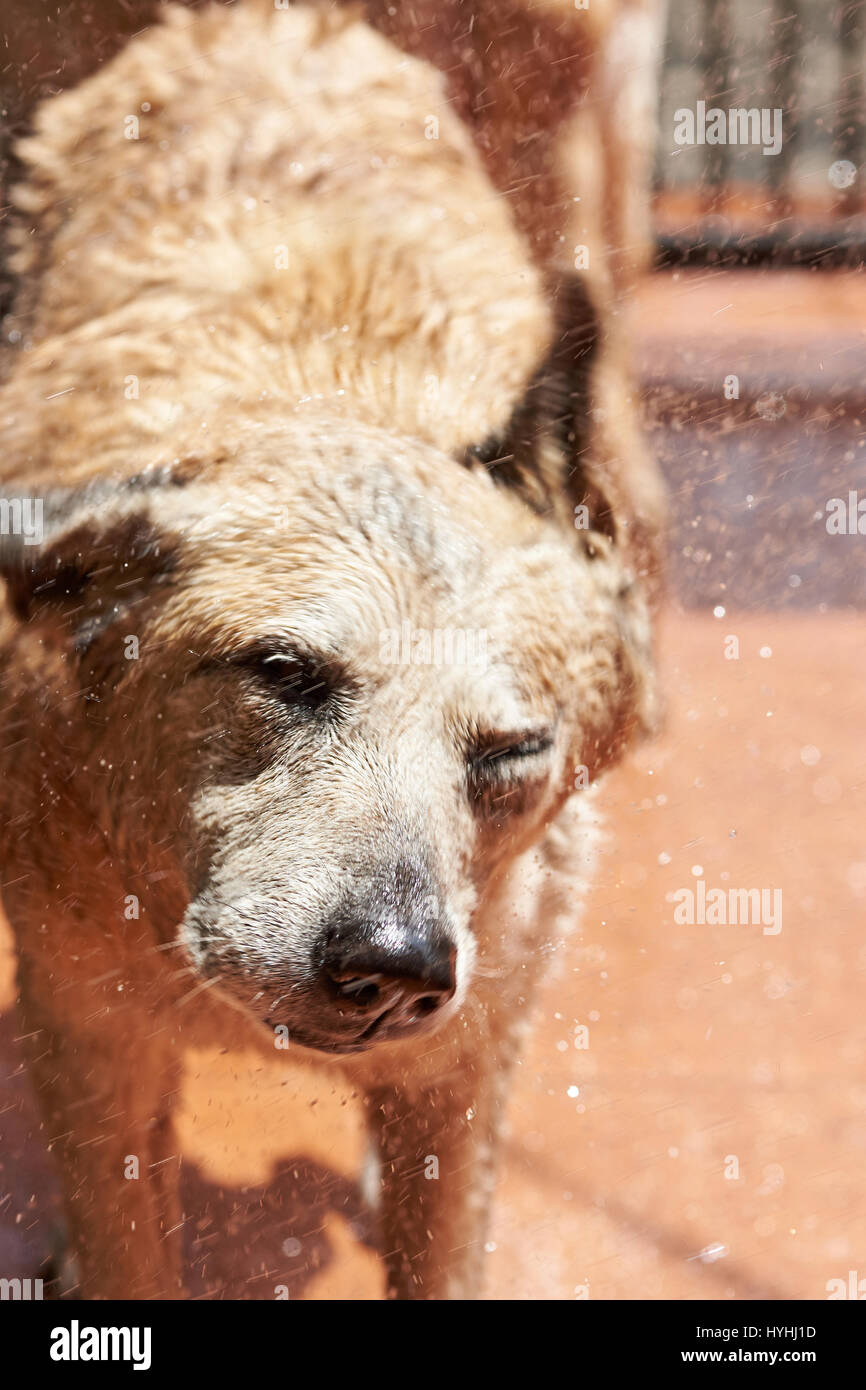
[0, 303, 657, 1057]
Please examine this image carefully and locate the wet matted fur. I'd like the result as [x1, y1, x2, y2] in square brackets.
[0, 0, 665, 1299]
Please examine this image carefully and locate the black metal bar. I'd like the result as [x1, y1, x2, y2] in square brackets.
[769, 0, 802, 210]
[655, 221, 866, 268]
[835, 0, 865, 217]
[701, 0, 734, 203]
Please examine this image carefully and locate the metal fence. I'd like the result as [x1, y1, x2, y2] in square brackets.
[654, 0, 865, 266]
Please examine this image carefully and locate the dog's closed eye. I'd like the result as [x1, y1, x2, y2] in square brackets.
[207, 642, 349, 715]
[469, 728, 555, 778]
[467, 728, 556, 818]
[473, 731, 554, 764]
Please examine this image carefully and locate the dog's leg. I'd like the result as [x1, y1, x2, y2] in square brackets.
[366, 1029, 521, 1300]
[17, 978, 183, 1300]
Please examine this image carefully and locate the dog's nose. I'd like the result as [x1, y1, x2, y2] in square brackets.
[322, 927, 456, 1030]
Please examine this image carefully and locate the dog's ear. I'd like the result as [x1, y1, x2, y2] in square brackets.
[464, 272, 606, 526]
[463, 270, 664, 590]
[463, 270, 664, 739]
[0, 473, 181, 656]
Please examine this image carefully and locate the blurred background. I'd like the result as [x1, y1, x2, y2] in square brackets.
[0, 0, 864, 1298]
[657, 0, 865, 258]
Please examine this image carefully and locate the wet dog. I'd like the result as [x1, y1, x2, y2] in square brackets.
[0, 0, 664, 1298]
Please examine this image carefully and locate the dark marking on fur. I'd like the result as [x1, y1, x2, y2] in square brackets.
[1, 492, 176, 656]
[461, 272, 616, 543]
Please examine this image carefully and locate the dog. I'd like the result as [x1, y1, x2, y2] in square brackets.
[0, 0, 664, 1299]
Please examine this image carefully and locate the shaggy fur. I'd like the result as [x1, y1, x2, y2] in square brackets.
[0, 0, 664, 1299]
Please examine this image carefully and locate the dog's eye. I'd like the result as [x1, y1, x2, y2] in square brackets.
[470, 729, 555, 772]
[467, 728, 555, 816]
[252, 653, 332, 709]
[230, 645, 340, 713]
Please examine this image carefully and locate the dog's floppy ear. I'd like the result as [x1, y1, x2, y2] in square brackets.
[463, 270, 664, 589]
[0, 473, 181, 654]
[463, 271, 606, 526]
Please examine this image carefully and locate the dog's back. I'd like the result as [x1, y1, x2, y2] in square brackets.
[2, 5, 553, 483]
